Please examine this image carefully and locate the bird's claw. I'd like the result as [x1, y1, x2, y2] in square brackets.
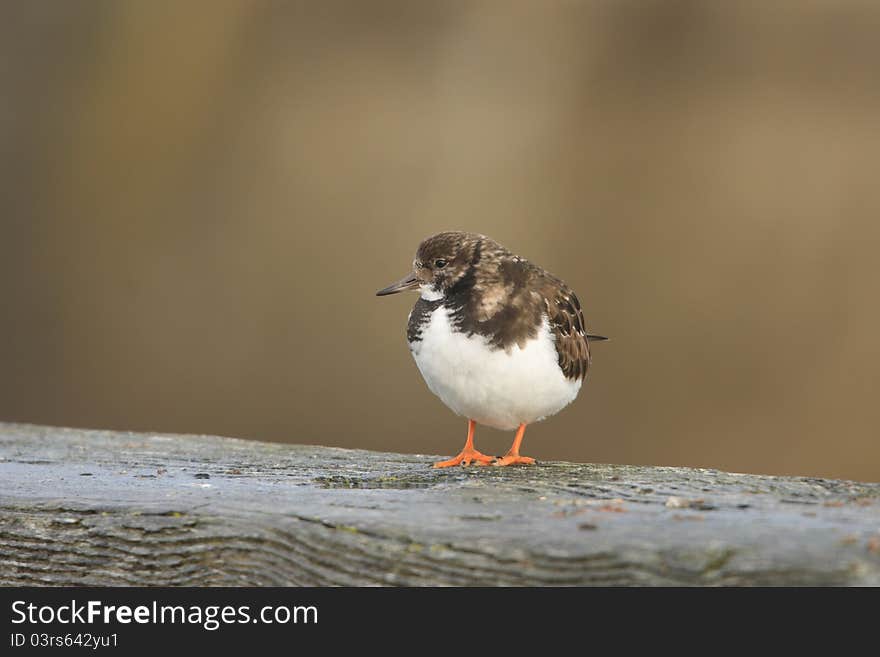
[433, 450, 495, 468]
[492, 454, 537, 467]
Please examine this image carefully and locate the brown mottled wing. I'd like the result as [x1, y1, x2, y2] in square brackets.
[540, 276, 591, 381]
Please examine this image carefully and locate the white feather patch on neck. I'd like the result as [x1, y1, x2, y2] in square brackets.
[419, 285, 443, 301]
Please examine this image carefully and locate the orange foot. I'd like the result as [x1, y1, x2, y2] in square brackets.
[433, 449, 495, 468]
[492, 454, 536, 467]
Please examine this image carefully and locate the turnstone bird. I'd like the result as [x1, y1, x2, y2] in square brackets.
[377, 231, 606, 468]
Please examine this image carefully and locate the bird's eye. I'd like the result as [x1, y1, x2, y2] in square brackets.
[434, 259, 448, 269]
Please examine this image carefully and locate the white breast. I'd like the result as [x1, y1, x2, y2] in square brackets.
[409, 305, 581, 430]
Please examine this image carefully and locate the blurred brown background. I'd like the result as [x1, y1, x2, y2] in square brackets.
[2, 1, 878, 482]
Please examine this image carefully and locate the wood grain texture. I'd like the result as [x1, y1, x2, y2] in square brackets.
[1, 422, 878, 586]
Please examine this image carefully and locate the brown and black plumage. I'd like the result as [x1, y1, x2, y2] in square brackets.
[377, 231, 606, 467]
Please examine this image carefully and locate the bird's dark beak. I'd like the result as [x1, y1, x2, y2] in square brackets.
[376, 272, 420, 296]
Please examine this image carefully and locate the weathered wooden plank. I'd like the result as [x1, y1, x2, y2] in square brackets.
[0, 422, 878, 586]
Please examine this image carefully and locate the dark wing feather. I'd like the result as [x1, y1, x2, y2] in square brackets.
[540, 276, 592, 381]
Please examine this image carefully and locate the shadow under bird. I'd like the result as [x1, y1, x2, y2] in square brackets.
[377, 231, 607, 467]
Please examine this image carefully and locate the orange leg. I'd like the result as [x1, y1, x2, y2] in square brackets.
[433, 420, 495, 468]
[493, 423, 536, 466]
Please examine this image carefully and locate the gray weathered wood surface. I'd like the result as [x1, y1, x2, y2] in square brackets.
[0, 422, 878, 586]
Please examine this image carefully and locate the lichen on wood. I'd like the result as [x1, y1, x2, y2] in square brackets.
[0, 422, 878, 586]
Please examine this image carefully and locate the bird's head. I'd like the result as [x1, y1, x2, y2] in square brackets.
[376, 231, 481, 299]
